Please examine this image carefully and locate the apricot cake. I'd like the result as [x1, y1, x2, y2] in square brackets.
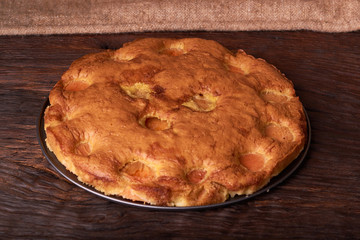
[44, 38, 307, 206]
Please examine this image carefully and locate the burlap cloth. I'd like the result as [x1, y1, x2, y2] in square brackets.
[1, 0, 359, 35]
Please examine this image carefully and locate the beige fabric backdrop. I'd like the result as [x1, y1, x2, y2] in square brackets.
[1, 0, 360, 35]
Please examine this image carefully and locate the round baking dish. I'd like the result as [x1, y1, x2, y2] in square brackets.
[37, 98, 311, 210]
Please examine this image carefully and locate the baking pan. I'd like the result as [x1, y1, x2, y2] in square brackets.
[37, 98, 311, 210]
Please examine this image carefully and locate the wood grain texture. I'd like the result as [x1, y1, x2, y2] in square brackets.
[0, 31, 359, 239]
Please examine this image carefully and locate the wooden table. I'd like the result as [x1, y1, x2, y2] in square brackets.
[1, 31, 359, 239]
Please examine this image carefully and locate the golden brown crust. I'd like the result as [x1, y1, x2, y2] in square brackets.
[44, 38, 307, 206]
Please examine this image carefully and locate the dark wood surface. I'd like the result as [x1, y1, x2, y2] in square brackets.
[1, 31, 359, 239]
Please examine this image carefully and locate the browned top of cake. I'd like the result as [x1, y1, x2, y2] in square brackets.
[44, 38, 307, 206]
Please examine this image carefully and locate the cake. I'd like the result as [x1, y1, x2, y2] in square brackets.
[44, 38, 307, 206]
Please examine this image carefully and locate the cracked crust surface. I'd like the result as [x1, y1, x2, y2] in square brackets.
[44, 38, 307, 206]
